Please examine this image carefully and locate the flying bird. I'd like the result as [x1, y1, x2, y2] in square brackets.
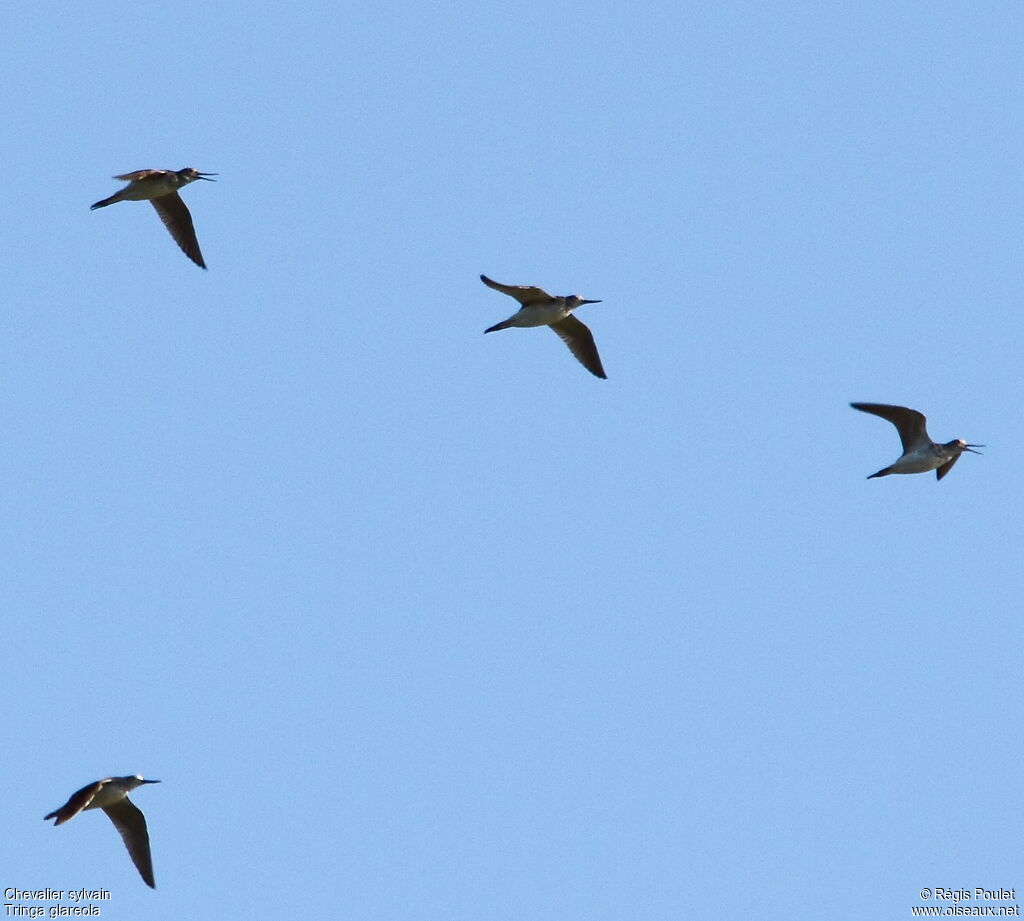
[850, 403, 983, 480]
[481, 274, 607, 378]
[45, 775, 161, 887]
[91, 168, 215, 268]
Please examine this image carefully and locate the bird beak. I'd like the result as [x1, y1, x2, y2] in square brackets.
[141, 779, 162, 784]
[582, 299, 602, 305]
[197, 173, 217, 181]
[964, 444, 984, 454]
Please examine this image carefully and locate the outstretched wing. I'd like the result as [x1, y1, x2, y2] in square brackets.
[112, 169, 165, 181]
[850, 403, 929, 453]
[150, 193, 207, 269]
[480, 275, 552, 306]
[550, 315, 607, 379]
[935, 455, 960, 481]
[103, 799, 156, 888]
[44, 780, 104, 825]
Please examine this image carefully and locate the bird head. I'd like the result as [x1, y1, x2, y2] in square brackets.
[180, 168, 217, 182]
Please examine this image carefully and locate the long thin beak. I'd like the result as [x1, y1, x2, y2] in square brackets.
[197, 173, 217, 181]
[582, 299, 602, 304]
[965, 444, 984, 454]
[141, 779, 162, 784]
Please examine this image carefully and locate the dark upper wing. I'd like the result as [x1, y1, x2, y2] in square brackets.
[103, 799, 155, 888]
[480, 275, 551, 306]
[549, 315, 607, 379]
[150, 193, 207, 268]
[935, 454, 960, 481]
[44, 780, 103, 824]
[850, 403, 929, 453]
[112, 169, 163, 181]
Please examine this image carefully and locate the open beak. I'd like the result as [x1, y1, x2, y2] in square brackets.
[964, 444, 984, 454]
[197, 173, 217, 181]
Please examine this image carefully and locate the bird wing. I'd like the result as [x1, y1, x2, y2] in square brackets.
[549, 315, 607, 379]
[935, 454, 960, 481]
[103, 799, 155, 888]
[44, 780, 104, 824]
[150, 193, 207, 269]
[112, 169, 164, 181]
[480, 275, 551, 306]
[850, 403, 929, 453]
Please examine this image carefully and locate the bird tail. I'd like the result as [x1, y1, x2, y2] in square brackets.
[90, 194, 121, 210]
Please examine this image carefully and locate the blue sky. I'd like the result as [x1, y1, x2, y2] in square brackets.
[3, 1, 1022, 918]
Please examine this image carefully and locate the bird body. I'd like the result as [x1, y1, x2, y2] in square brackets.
[850, 403, 982, 481]
[45, 775, 160, 888]
[481, 275, 606, 378]
[91, 168, 215, 269]
[486, 300, 578, 329]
